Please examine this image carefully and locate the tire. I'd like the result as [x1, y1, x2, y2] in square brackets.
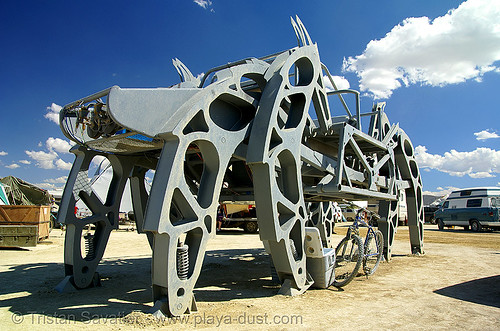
[363, 230, 383, 276]
[470, 220, 482, 232]
[244, 221, 258, 233]
[333, 234, 363, 288]
[437, 219, 444, 230]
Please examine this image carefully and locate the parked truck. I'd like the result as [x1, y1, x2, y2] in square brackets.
[218, 203, 258, 233]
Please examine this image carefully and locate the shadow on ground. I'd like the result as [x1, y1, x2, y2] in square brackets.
[434, 275, 500, 308]
[0, 248, 275, 321]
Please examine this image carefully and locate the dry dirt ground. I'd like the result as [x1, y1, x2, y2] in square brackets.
[1, 223, 499, 330]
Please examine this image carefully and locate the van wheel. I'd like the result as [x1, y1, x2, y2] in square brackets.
[244, 221, 258, 233]
[437, 219, 444, 230]
[470, 220, 482, 232]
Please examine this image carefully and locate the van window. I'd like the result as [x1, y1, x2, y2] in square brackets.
[466, 199, 482, 207]
[491, 197, 499, 207]
[443, 201, 449, 209]
[460, 190, 472, 197]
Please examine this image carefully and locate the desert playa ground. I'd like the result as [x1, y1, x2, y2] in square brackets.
[1, 223, 499, 330]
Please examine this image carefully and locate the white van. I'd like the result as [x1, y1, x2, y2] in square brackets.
[434, 187, 500, 231]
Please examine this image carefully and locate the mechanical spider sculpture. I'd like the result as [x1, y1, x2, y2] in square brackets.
[56, 17, 424, 317]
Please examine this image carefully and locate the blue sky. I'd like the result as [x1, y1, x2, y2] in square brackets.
[0, 0, 499, 196]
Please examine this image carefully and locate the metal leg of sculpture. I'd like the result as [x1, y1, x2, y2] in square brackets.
[144, 61, 268, 316]
[248, 32, 327, 295]
[56, 147, 135, 291]
[395, 131, 424, 255]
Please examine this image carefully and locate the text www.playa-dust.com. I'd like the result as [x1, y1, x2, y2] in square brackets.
[11, 311, 304, 327]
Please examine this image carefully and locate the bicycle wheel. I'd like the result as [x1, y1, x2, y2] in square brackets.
[363, 229, 383, 276]
[333, 234, 363, 287]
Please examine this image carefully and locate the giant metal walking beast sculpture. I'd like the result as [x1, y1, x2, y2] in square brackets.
[56, 17, 425, 317]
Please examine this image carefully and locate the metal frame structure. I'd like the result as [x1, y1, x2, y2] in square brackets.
[55, 16, 424, 317]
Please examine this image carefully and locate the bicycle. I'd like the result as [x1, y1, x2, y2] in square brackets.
[333, 206, 384, 287]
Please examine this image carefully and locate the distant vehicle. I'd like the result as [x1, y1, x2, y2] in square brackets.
[365, 193, 408, 226]
[424, 206, 439, 224]
[340, 205, 358, 221]
[219, 203, 258, 233]
[434, 187, 500, 232]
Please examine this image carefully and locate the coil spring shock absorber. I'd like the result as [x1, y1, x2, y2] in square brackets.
[84, 233, 95, 260]
[176, 244, 189, 280]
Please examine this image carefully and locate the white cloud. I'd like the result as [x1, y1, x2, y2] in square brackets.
[6, 163, 20, 169]
[323, 75, 351, 92]
[415, 145, 500, 178]
[25, 150, 58, 169]
[19, 160, 31, 165]
[0, 151, 7, 156]
[55, 159, 72, 170]
[194, 0, 213, 9]
[36, 182, 63, 190]
[45, 103, 62, 124]
[46, 137, 72, 154]
[474, 129, 500, 140]
[36, 176, 68, 190]
[91, 155, 107, 167]
[44, 176, 68, 184]
[25, 149, 71, 170]
[423, 186, 461, 197]
[343, 0, 500, 99]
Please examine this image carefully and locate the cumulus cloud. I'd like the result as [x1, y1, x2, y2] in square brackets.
[415, 145, 500, 178]
[25, 137, 73, 170]
[6, 163, 20, 169]
[423, 186, 461, 197]
[45, 103, 62, 124]
[323, 75, 351, 92]
[91, 155, 107, 167]
[25, 150, 59, 169]
[36, 176, 68, 190]
[55, 159, 72, 170]
[25, 150, 72, 170]
[36, 182, 63, 190]
[46, 137, 72, 153]
[343, 0, 500, 99]
[474, 129, 500, 141]
[0, 151, 7, 156]
[44, 176, 68, 184]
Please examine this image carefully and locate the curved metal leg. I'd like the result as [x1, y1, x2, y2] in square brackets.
[395, 130, 424, 254]
[144, 62, 268, 316]
[248, 42, 328, 295]
[130, 166, 155, 248]
[56, 147, 135, 291]
[378, 199, 399, 260]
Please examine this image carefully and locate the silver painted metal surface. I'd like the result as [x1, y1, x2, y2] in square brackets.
[56, 16, 424, 317]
